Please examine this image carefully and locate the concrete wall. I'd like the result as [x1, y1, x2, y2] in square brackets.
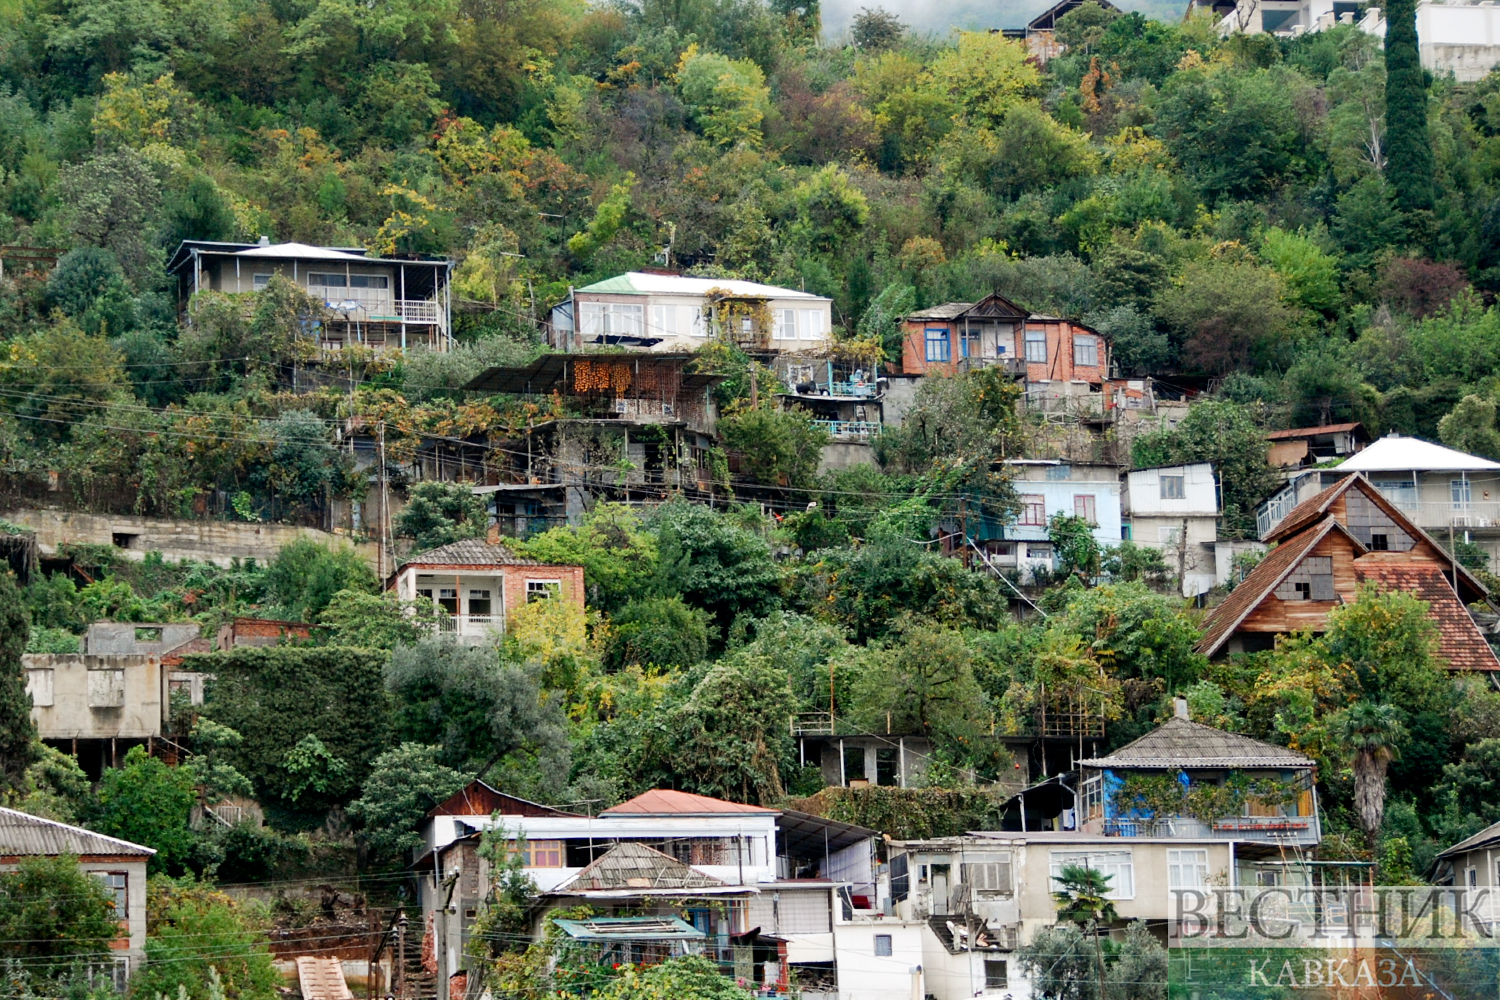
[832, 922, 927, 1000]
[23, 654, 165, 740]
[84, 623, 200, 655]
[3, 508, 380, 570]
[817, 442, 877, 473]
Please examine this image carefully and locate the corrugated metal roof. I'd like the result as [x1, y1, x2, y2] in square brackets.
[553, 916, 705, 941]
[402, 539, 542, 567]
[296, 957, 353, 1000]
[1336, 434, 1500, 473]
[1266, 422, 1364, 440]
[577, 272, 827, 301]
[601, 789, 779, 816]
[234, 242, 369, 261]
[1078, 717, 1313, 770]
[0, 807, 154, 856]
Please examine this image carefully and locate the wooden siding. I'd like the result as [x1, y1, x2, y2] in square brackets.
[1236, 531, 1360, 633]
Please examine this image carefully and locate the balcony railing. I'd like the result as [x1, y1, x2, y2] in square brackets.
[828, 380, 878, 398]
[434, 613, 501, 637]
[1104, 812, 1319, 842]
[813, 420, 880, 441]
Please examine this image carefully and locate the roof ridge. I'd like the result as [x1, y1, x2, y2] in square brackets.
[0, 806, 156, 854]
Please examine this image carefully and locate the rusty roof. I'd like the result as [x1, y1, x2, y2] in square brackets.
[1353, 561, 1500, 671]
[601, 789, 779, 816]
[427, 779, 579, 818]
[1078, 716, 1313, 770]
[554, 842, 726, 892]
[1266, 423, 1364, 440]
[0, 807, 154, 857]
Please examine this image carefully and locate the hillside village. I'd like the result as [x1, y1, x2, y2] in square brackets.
[11, 0, 1500, 995]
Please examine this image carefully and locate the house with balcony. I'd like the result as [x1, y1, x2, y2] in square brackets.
[388, 537, 584, 645]
[773, 356, 885, 471]
[968, 461, 1123, 582]
[1122, 462, 1221, 597]
[549, 272, 832, 354]
[167, 239, 453, 351]
[1204, 473, 1500, 669]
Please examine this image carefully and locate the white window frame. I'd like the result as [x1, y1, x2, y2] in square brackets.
[93, 872, 127, 917]
[1158, 525, 1183, 544]
[1024, 328, 1047, 363]
[252, 273, 273, 289]
[526, 579, 562, 602]
[579, 301, 645, 338]
[1167, 849, 1209, 889]
[1452, 479, 1473, 508]
[798, 309, 826, 340]
[652, 304, 677, 338]
[1073, 333, 1098, 367]
[1160, 474, 1186, 500]
[1051, 851, 1134, 900]
[773, 308, 798, 341]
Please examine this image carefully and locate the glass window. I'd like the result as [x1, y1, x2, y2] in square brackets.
[1158, 526, 1182, 544]
[526, 580, 561, 602]
[1026, 542, 1053, 560]
[774, 309, 798, 340]
[1160, 475, 1186, 500]
[984, 961, 1008, 989]
[1168, 849, 1209, 889]
[1019, 495, 1047, 526]
[1073, 334, 1098, 367]
[652, 304, 677, 338]
[925, 328, 951, 363]
[964, 861, 1013, 892]
[799, 309, 826, 339]
[252, 274, 272, 288]
[1024, 328, 1047, 363]
[1469, 867, 1479, 889]
[1074, 494, 1097, 525]
[307, 272, 348, 287]
[1051, 851, 1134, 899]
[513, 840, 563, 867]
[349, 275, 388, 289]
[468, 590, 492, 616]
[437, 588, 458, 614]
[94, 872, 127, 917]
[1453, 479, 1473, 507]
[1370, 533, 1389, 551]
[874, 934, 893, 957]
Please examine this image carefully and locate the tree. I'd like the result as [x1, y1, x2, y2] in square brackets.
[850, 625, 990, 748]
[348, 743, 468, 860]
[1384, 0, 1435, 214]
[0, 573, 36, 798]
[393, 480, 490, 553]
[675, 47, 771, 146]
[1017, 921, 1098, 1000]
[1260, 227, 1341, 316]
[130, 875, 279, 1000]
[1439, 395, 1500, 461]
[1055, 1, 1120, 54]
[851, 7, 904, 50]
[519, 504, 659, 613]
[646, 501, 781, 636]
[10, 743, 91, 822]
[90, 745, 198, 873]
[589, 955, 755, 999]
[1154, 257, 1298, 375]
[385, 638, 570, 784]
[255, 411, 343, 512]
[53, 147, 163, 287]
[1053, 865, 1117, 989]
[1049, 512, 1101, 580]
[46, 247, 127, 318]
[318, 589, 442, 648]
[606, 596, 711, 670]
[670, 653, 797, 804]
[1336, 701, 1406, 854]
[929, 31, 1040, 128]
[718, 406, 830, 490]
[1131, 400, 1280, 539]
[1107, 920, 1168, 1000]
[0, 856, 118, 978]
[264, 540, 377, 622]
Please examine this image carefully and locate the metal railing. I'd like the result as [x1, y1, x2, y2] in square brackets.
[828, 380, 878, 397]
[433, 613, 500, 635]
[791, 711, 834, 736]
[1256, 483, 1303, 537]
[813, 420, 881, 440]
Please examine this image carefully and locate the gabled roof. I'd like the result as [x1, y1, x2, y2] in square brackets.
[1438, 818, 1500, 859]
[1336, 434, 1500, 473]
[1027, 0, 1121, 30]
[1263, 478, 1350, 543]
[906, 293, 1030, 323]
[552, 842, 727, 893]
[576, 272, 827, 302]
[427, 780, 580, 819]
[400, 538, 542, 568]
[1078, 716, 1313, 770]
[234, 241, 369, 261]
[1353, 561, 1500, 671]
[0, 807, 155, 857]
[600, 789, 779, 816]
[1196, 518, 1357, 658]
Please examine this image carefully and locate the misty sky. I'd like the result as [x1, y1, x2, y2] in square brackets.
[819, 0, 1183, 39]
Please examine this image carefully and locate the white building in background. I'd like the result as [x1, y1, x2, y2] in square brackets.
[1122, 462, 1221, 597]
[1194, 0, 1500, 82]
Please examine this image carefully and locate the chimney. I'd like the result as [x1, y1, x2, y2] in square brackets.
[1174, 697, 1190, 720]
[486, 522, 501, 545]
[258, 235, 271, 247]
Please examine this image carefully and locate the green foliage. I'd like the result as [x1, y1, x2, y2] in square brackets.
[589, 955, 754, 1000]
[1016, 921, 1098, 1000]
[317, 589, 442, 649]
[718, 406, 830, 489]
[1384, 0, 1435, 214]
[519, 505, 658, 613]
[393, 481, 491, 553]
[131, 876, 279, 1000]
[1131, 400, 1280, 539]
[790, 786, 1006, 839]
[280, 735, 351, 805]
[606, 597, 711, 670]
[348, 743, 468, 860]
[1053, 865, 1118, 924]
[1048, 512, 1101, 579]
[1439, 394, 1500, 461]
[676, 50, 771, 146]
[10, 743, 92, 823]
[669, 652, 797, 803]
[90, 746, 198, 874]
[0, 573, 37, 798]
[192, 646, 391, 819]
[850, 625, 992, 752]
[469, 822, 540, 958]
[264, 540, 377, 622]
[0, 856, 118, 978]
[646, 501, 780, 636]
[1111, 770, 1301, 824]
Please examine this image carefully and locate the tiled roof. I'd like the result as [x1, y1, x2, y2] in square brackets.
[1263, 478, 1349, 543]
[402, 538, 541, 567]
[906, 302, 975, 320]
[0, 807, 154, 857]
[1353, 561, 1500, 671]
[555, 842, 725, 892]
[1196, 521, 1342, 658]
[1078, 717, 1313, 769]
[600, 789, 779, 816]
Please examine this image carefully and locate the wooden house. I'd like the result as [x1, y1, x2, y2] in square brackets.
[1197, 475, 1499, 670]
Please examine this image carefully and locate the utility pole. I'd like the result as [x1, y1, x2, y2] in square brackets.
[395, 911, 408, 999]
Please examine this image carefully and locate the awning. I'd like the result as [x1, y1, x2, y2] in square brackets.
[552, 916, 706, 942]
[779, 810, 877, 859]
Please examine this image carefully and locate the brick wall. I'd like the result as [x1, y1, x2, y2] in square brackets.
[500, 565, 585, 618]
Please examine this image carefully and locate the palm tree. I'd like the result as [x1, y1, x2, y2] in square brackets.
[1336, 701, 1407, 855]
[1053, 864, 1118, 990]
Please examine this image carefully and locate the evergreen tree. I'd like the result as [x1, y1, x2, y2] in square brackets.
[0, 573, 37, 797]
[1384, 0, 1435, 213]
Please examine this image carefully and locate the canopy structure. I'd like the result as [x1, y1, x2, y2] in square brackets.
[1336, 434, 1500, 473]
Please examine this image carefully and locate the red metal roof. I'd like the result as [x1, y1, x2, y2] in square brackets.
[600, 789, 779, 816]
[1266, 423, 1364, 440]
[1353, 561, 1500, 672]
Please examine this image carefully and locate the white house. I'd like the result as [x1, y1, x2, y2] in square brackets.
[1122, 462, 1220, 597]
[974, 461, 1123, 582]
[551, 272, 833, 353]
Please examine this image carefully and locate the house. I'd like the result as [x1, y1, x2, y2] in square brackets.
[794, 729, 934, 789]
[773, 356, 884, 471]
[215, 617, 313, 650]
[1436, 820, 1500, 893]
[388, 536, 584, 645]
[166, 239, 453, 351]
[999, 0, 1122, 62]
[1202, 473, 1500, 669]
[550, 272, 833, 354]
[969, 461, 1123, 582]
[0, 807, 155, 985]
[1266, 422, 1368, 471]
[462, 354, 725, 525]
[416, 784, 879, 999]
[1122, 463, 1221, 597]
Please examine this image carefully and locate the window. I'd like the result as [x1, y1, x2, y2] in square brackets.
[1275, 555, 1335, 601]
[1024, 328, 1047, 363]
[1073, 334, 1098, 367]
[86, 670, 125, 709]
[1370, 533, 1389, 551]
[1453, 479, 1473, 508]
[843, 745, 866, 783]
[652, 304, 677, 338]
[94, 873, 127, 917]
[1469, 867, 1479, 889]
[468, 589, 492, 616]
[512, 840, 563, 867]
[1168, 850, 1209, 889]
[1160, 475, 1186, 500]
[307, 272, 348, 288]
[579, 302, 646, 339]
[349, 274, 387, 289]
[1158, 526, 1182, 544]
[1074, 494, 1097, 525]
[798, 309, 827, 340]
[774, 308, 798, 340]
[252, 274, 272, 288]
[964, 861, 1013, 893]
[1294, 581, 1311, 600]
[1019, 495, 1047, 526]
[962, 327, 981, 358]
[526, 580, 561, 602]
[925, 328, 951, 363]
[1051, 851, 1134, 899]
[874, 934, 893, 957]
[984, 961, 1008, 990]
[437, 587, 458, 614]
[1026, 542, 1053, 560]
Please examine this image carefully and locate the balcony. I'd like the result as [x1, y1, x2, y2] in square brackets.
[433, 613, 502, 645]
[813, 420, 880, 441]
[1102, 812, 1320, 845]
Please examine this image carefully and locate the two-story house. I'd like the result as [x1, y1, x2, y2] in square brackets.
[970, 461, 1123, 582]
[167, 239, 453, 351]
[550, 273, 833, 354]
[1122, 463, 1222, 597]
[1204, 473, 1500, 669]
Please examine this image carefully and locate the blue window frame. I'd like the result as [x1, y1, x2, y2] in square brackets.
[925, 327, 951, 363]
